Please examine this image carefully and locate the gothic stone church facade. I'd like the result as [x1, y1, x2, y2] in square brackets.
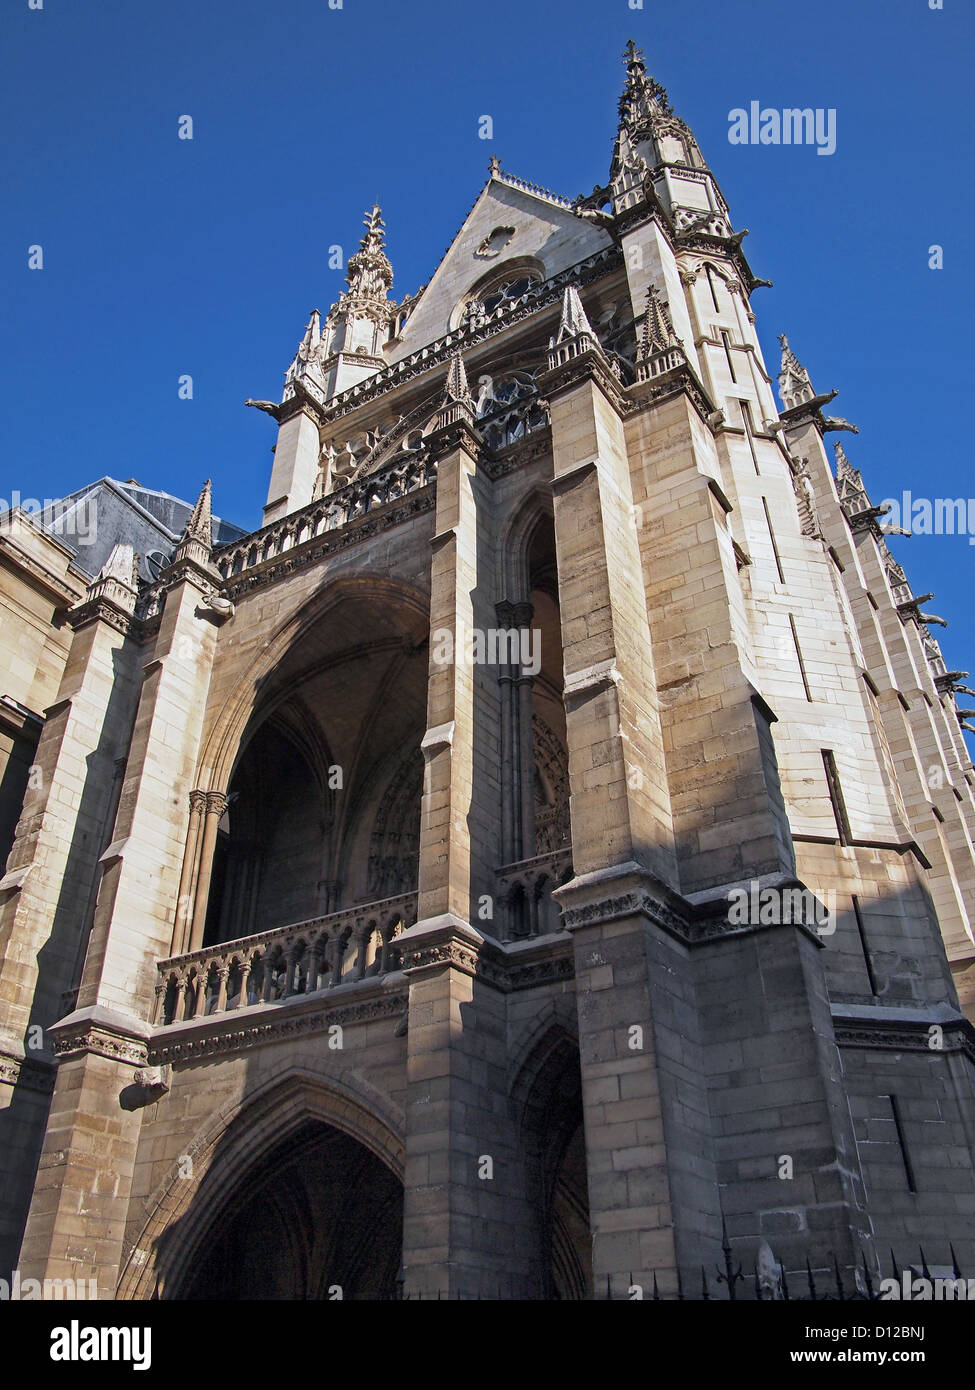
[3, 48, 975, 1299]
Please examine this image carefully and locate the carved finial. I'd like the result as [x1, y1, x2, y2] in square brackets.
[182, 480, 212, 547]
[488, 154, 502, 177]
[553, 285, 595, 345]
[131, 553, 141, 589]
[622, 39, 645, 73]
[298, 309, 321, 359]
[833, 440, 853, 476]
[346, 206, 393, 301]
[777, 332, 816, 410]
[641, 284, 680, 357]
[445, 350, 472, 404]
[618, 39, 673, 125]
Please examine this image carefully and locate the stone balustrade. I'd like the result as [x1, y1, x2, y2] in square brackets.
[154, 892, 417, 1025]
[213, 452, 437, 583]
[495, 848, 573, 942]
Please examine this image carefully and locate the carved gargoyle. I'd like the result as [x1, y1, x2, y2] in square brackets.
[245, 399, 282, 420]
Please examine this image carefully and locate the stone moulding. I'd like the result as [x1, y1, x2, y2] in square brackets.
[832, 1009, 975, 1062]
[555, 861, 831, 949]
[52, 1025, 148, 1068]
[47, 1005, 152, 1067]
[148, 988, 409, 1066]
[0, 1048, 54, 1092]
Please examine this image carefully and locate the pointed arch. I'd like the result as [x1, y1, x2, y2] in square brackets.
[116, 1066, 405, 1300]
[196, 575, 429, 792]
[499, 485, 556, 601]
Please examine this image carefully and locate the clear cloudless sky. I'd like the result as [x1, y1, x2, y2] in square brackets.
[3, 0, 973, 705]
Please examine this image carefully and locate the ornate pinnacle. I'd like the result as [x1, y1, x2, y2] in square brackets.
[298, 309, 321, 359]
[833, 440, 854, 477]
[641, 284, 680, 357]
[98, 542, 137, 587]
[435, 350, 476, 430]
[182, 480, 212, 547]
[777, 333, 816, 410]
[445, 350, 472, 404]
[345, 205, 393, 302]
[553, 284, 596, 344]
[618, 37, 673, 126]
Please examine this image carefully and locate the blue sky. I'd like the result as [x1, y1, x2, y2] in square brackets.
[3, 0, 973, 683]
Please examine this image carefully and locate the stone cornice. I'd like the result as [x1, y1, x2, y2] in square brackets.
[0, 533, 83, 608]
[0, 1046, 55, 1092]
[625, 357, 717, 428]
[67, 594, 144, 641]
[148, 985, 408, 1066]
[536, 345, 628, 416]
[425, 417, 482, 465]
[832, 1008, 975, 1064]
[555, 861, 830, 949]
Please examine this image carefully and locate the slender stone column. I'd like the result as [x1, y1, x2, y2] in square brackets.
[514, 600, 536, 860]
[173, 790, 206, 955]
[235, 960, 252, 1010]
[188, 791, 227, 952]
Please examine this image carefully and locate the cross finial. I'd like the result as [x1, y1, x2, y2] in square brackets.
[623, 39, 644, 71]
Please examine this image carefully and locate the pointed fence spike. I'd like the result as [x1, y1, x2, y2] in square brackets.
[860, 1249, 875, 1300]
[652, 1270, 660, 1301]
[919, 1245, 931, 1281]
[806, 1256, 817, 1302]
[950, 1243, 962, 1280]
[833, 1253, 845, 1300]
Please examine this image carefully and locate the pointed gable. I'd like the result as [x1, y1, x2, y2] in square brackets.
[387, 169, 613, 363]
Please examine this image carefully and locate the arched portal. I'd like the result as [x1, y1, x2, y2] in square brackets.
[516, 1027, 592, 1299]
[177, 1119, 403, 1300]
[201, 584, 428, 944]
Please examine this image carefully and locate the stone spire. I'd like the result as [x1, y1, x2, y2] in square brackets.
[641, 284, 681, 356]
[316, 207, 396, 398]
[778, 334, 816, 411]
[283, 309, 326, 398]
[182, 480, 212, 547]
[82, 542, 139, 617]
[445, 350, 472, 403]
[172, 480, 215, 569]
[98, 542, 138, 587]
[435, 350, 476, 429]
[345, 205, 393, 306]
[553, 286, 595, 345]
[612, 40, 706, 179]
[618, 40, 675, 131]
[636, 285, 685, 381]
[297, 309, 321, 361]
[547, 285, 599, 369]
